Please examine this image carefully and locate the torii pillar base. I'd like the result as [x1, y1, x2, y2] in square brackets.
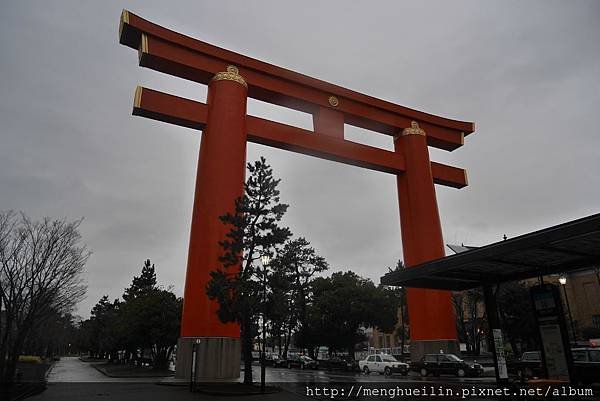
[175, 337, 241, 381]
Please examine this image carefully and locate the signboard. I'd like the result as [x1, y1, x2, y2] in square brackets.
[533, 291, 557, 316]
[492, 329, 508, 379]
[530, 284, 573, 381]
[539, 321, 569, 379]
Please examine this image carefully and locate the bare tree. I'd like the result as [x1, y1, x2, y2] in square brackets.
[0, 211, 89, 383]
[452, 289, 485, 355]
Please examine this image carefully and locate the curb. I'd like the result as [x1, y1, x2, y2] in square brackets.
[192, 384, 283, 396]
[91, 363, 174, 379]
[7, 384, 47, 401]
[44, 360, 57, 380]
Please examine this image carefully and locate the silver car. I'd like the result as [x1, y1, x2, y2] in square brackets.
[359, 354, 409, 376]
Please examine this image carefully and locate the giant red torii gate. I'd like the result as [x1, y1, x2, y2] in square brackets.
[119, 10, 474, 380]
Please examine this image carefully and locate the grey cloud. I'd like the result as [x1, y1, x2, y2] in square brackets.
[1, 0, 599, 317]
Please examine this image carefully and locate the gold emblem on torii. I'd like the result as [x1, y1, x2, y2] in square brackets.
[211, 65, 247, 88]
[402, 121, 426, 137]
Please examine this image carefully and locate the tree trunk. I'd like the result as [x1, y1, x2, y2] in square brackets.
[277, 335, 282, 357]
[283, 323, 293, 359]
[509, 337, 519, 357]
[241, 314, 253, 384]
[347, 343, 355, 361]
[474, 330, 481, 355]
[468, 325, 476, 354]
[400, 303, 406, 355]
[0, 310, 14, 381]
[283, 334, 289, 359]
[153, 347, 169, 370]
[4, 334, 25, 384]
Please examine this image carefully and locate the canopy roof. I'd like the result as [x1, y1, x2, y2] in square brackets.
[381, 213, 600, 290]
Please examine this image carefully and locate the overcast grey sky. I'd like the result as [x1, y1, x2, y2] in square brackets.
[1, 1, 599, 318]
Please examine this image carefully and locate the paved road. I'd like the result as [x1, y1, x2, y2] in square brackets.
[31, 357, 497, 401]
[46, 357, 151, 382]
[34, 358, 309, 401]
[47, 357, 494, 384]
[250, 364, 496, 384]
[31, 382, 307, 401]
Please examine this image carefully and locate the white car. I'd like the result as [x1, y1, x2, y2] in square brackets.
[359, 354, 409, 376]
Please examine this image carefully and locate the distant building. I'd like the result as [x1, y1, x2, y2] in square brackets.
[370, 246, 600, 356]
[367, 307, 409, 355]
[523, 268, 600, 340]
[449, 244, 600, 342]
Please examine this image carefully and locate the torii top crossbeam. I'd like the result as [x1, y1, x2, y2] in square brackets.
[119, 10, 473, 189]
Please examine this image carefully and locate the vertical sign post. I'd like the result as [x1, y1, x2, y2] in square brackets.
[483, 285, 509, 384]
[492, 329, 508, 380]
[190, 339, 200, 391]
[530, 284, 573, 382]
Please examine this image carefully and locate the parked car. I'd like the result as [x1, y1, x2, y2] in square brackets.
[319, 356, 360, 372]
[571, 347, 600, 384]
[285, 354, 318, 370]
[359, 354, 409, 376]
[508, 351, 543, 380]
[264, 353, 280, 366]
[392, 353, 410, 363]
[272, 356, 288, 368]
[410, 353, 483, 377]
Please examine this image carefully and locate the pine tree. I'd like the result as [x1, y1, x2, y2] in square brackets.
[272, 237, 328, 358]
[206, 157, 291, 385]
[123, 259, 157, 301]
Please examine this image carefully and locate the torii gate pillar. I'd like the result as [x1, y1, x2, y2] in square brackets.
[395, 122, 459, 361]
[175, 67, 248, 380]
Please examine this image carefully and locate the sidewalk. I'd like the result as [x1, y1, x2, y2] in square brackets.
[29, 382, 308, 401]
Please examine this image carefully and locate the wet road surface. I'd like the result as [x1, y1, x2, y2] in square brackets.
[46, 356, 152, 382]
[46, 357, 495, 384]
[31, 358, 500, 400]
[250, 364, 496, 384]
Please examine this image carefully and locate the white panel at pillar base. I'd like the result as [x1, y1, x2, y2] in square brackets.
[174, 337, 241, 381]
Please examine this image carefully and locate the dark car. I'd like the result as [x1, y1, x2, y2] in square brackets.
[319, 356, 359, 372]
[571, 347, 600, 384]
[508, 351, 543, 380]
[392, 353, 410, 363]
[410, 353, 483, 377]
[285, 354, 318, 370]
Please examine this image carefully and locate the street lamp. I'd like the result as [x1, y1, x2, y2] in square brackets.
[559, 274, 576, 341]
[261, 255, 271, 267]
[260, 254, 270, 393]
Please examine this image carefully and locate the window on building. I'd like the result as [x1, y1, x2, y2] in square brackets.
[571, 350, 587, 361]
[522, 351, 541, 361]
[592, 314, 600, 329]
